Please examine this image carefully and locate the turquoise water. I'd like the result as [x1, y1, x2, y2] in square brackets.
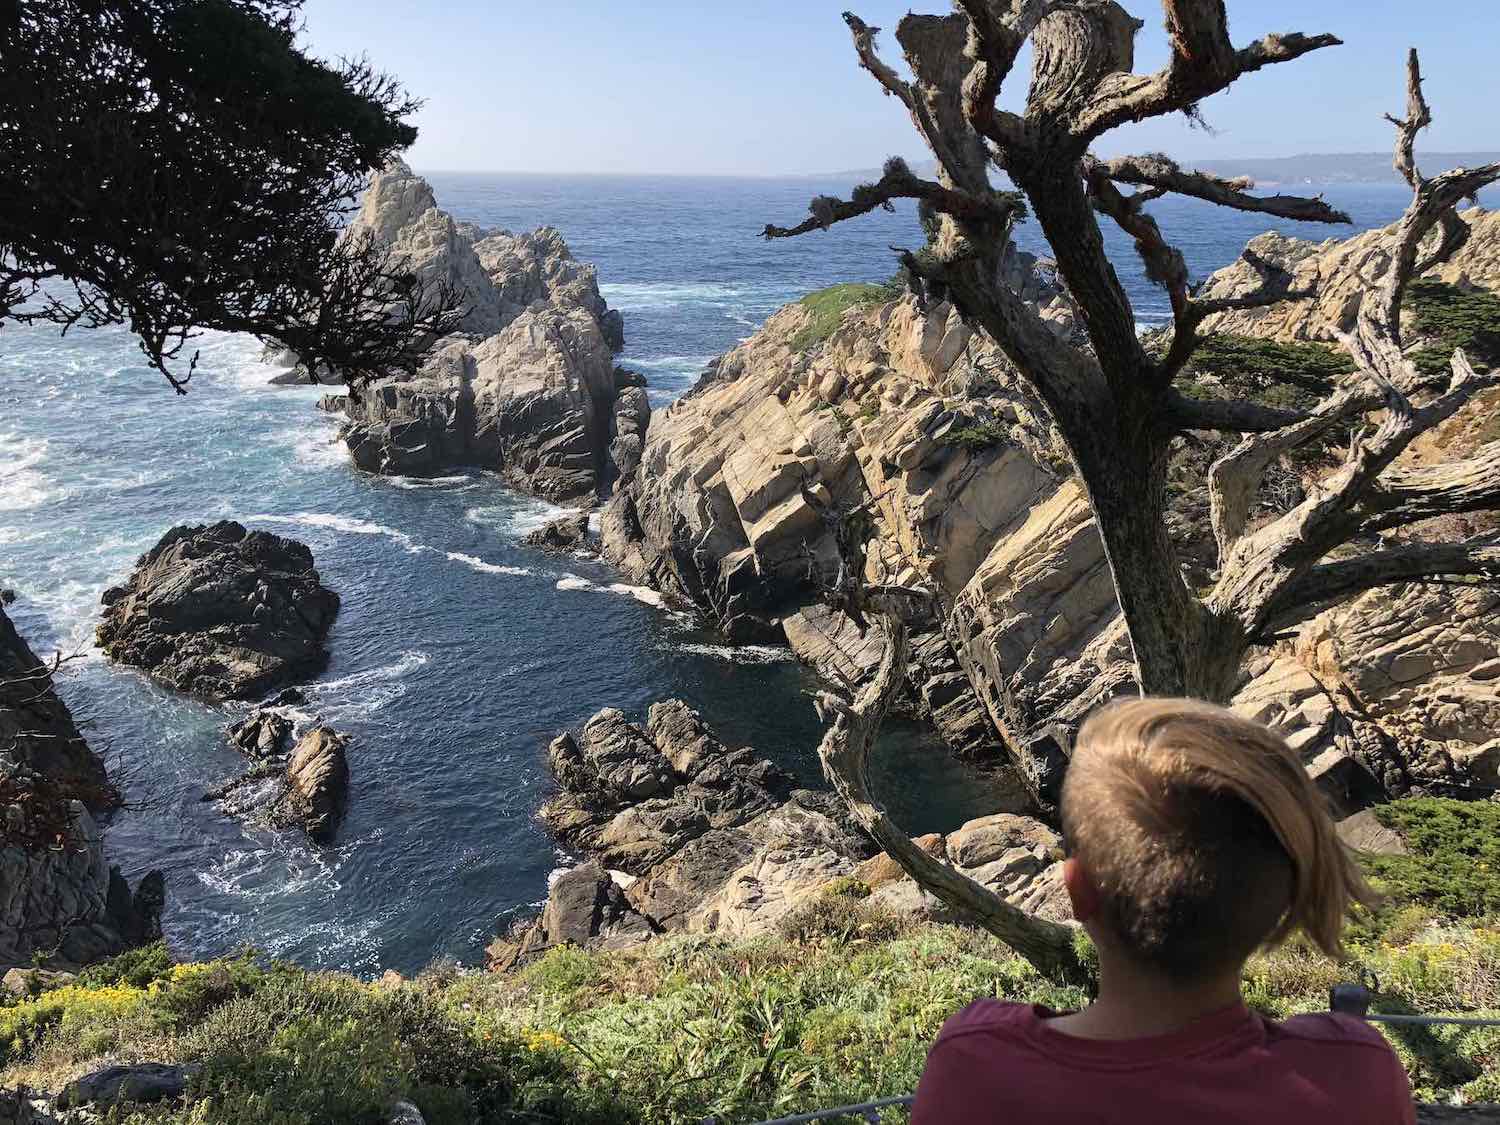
[1, 176, 1483, 972]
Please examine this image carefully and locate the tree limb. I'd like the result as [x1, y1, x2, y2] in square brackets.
[762, 159, 1022, 240]
[1354, 441, 1500, 535]
[816, 614, 1087, 983]
[1096, 154, 1352, 224]
[1264, 538, 1500, 632]
[1386, 47, 1432, 190]
[1076, 3, 1341, 142]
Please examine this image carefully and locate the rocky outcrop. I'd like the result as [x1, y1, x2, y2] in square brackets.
[523, 512, 591, 553]
[1, 607, 161, 971]
[0, 769, 163, 970]
[600, 213, 1500, 809]
[210, 714, 352, 845]
[274, 726, 351, 844]
[96, 522, 338, 702]
[1, 605, 111, 807]
[327, 162, 633, 502]
[490, 701, 1069, 965]
[1195, 207, 1500, 343]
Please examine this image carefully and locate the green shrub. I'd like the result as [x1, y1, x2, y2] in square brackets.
[791, 284, 891, 353]
[1174, 333, 1354, 411]
[1363, 798, 1500, 919]
[939, 422, 1008, 452]
[1405, 279, 1500, 375]
[76, 941, 176, 991]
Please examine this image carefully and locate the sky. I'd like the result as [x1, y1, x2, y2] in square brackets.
[297, 1, 1498, 176]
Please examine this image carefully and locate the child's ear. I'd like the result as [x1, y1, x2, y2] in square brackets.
[1063, 857, 1101, 923]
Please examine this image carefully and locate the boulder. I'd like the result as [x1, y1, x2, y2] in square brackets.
[227, 709, 293, 759]
[1336, 809, 1408, 856]
[55, 1064, 196, 1111]
[97, 521, 338, 701]
[944, 813, 1060, 868]
[523, 512, 591, 553]
[274, 726, 351, 844]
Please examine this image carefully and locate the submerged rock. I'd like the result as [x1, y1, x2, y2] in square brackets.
[97, 521, 338, 702]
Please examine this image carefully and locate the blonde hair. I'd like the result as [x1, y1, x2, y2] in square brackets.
[1061, 697, 1376, 979]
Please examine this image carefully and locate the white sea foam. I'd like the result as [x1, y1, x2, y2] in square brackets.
[623, 354, 716, 373]
[0, 433, 56, 512]
[598, 281, 747, 309]
[308, 650, 431, 696]
[387, 474, 475, 490]
[464, 497, 570, 537]
[555, 574, 684, 612]
[555, 575, 594, 592]
[245, 511, 422, 553]
[444, 551, 532, 577]
[672, 642, 797, 664]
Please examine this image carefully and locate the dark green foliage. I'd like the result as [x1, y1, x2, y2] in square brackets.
[1364, 798, 1500, 919]
[1175, 333, 1354, 410]
[940, 423, 1009, 452]
[0, 0, 462, 391]
[1405, 280, 1500, 376]
[75, 942, 175, 991]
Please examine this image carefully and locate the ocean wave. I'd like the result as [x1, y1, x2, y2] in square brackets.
[555, 574, 678, 611]
[599, 281, 750, 309]
[386, 474, 475, 490]
[622, 354, 716, 373]
[307, 650, 430, 696]
[464, 498, 569, 537]
[244, 511, 422, 553]
[672, 641, 797, 664]
[444, 551, 533, 577]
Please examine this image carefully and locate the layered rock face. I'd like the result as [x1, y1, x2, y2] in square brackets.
[492, 701, 1068, 965]
[331, 161, 638, 503]
[1, 605, 110, 807]
[602, 214, 1500, 811]
[0, 606, 162, 970]
[96, 522, 338, 702]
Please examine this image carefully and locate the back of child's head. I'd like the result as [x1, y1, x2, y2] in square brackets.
[1061, 697, 1375, 981]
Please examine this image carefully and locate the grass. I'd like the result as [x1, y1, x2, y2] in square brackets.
[939, 422, 1009, 452]
[791, 283, 898, 354]
[3, 798, 1498, 1121]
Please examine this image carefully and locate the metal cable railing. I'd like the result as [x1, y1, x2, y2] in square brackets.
[704, 983, 1500, 1125]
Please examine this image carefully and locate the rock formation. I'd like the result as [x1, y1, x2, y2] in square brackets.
[599, 212, 1500, 811]
[326, 161, 638, 503]
[489, 701, 1067, 966]
[210, 711, 352, 846]
[522, 512, 592, 553]
[274, 726, 351, 844]
[1, 604, 111, 807]
[97, 521, 338, 702]
[1, 606, 162, 971]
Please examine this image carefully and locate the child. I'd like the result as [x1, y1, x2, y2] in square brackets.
[911, 697, 1414, 1124]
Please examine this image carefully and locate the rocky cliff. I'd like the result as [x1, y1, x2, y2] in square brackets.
[0, 604, 162, 971]
[600, 214, 1500, 813]
[328, 162, 639, 503]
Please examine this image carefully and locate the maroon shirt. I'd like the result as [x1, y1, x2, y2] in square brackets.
[911, 1000, 1415, 1125]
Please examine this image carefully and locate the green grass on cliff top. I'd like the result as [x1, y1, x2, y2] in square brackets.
[791, 282, 899, 353]
[4, 798, 1499, 1122]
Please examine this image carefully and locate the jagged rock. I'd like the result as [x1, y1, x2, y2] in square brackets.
[1336, 809, 1408, 856]
[1196, 208, 1500, 343]
[332, 165, 630, 500]
[0, 770, 163, 970]
[854, 833, 946, 890]
[0, 590, 15, 605]
[1, 605, 111, 806]
[274, 726, 350, 844]
[55, 1064, 196, 1111]
[523, 512, 591, 553]
[386, 1100, 427, 1125]
[944, 813, 1060, 868]
[227, 709, 293, 759]
[96, 522, 337, 702]
[1, 968, 74, 997]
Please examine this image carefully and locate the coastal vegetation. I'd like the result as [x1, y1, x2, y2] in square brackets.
[791, 283, 899, 353]
[2, 800, 1496, 1122]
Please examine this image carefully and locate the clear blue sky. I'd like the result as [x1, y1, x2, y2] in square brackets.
[298, 1, 1497, 175]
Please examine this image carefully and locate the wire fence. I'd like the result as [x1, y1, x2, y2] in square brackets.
[703, 983, 1500, 1125]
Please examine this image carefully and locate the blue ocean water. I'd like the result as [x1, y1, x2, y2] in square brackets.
[0, 176, 1481, 973]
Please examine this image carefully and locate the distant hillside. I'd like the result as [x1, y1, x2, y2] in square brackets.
[1191, 152, 1500, 186]
[821, 152, 1500, 187]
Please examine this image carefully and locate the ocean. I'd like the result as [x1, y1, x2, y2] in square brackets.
[0, 175, 1482, 974]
